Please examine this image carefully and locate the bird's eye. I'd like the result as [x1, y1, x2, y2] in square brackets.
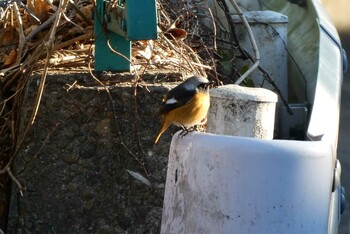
[198, 82, 212, 90]
[198, 83, 207, 88]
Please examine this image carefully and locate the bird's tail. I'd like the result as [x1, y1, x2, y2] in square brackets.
[154, 119, 171, 145]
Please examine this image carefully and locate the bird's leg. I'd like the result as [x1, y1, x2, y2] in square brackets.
[179, 125, 197, 139]
[179, 124, 190, 139]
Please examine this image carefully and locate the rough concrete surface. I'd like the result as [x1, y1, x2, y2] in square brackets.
[6, 73, 182, 233]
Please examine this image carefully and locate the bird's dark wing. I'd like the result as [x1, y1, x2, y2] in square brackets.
[158, 88, 196, 115]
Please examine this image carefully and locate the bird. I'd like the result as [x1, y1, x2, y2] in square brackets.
[154, 76, 213, 145]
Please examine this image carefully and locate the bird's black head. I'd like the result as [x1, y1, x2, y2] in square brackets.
[197, 80, 214, 92]
[183, 76, 213, 92]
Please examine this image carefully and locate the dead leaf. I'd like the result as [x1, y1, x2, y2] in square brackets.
[132, 40, 154, 60]
[3, 49, 18, 67]
[77, 5, 93, 21]
[165, 28, 188, 40]
[27, 0, 50, 24]
[126, 170, 151, 187]
[0, 25, 18, 46]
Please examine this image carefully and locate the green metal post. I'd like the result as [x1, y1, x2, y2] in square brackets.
[126, 0, 158, 41]
[94, 0, 131, 71]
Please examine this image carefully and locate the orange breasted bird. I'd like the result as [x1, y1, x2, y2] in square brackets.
[154, 76, 213, 144]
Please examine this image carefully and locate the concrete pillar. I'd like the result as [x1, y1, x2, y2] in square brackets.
[231, 11, 288, 105]
[207, 84, 278, 139]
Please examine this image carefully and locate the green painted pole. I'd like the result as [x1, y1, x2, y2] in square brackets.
[94, 0, 131, 71]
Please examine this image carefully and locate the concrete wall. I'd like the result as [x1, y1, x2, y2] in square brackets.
[7, 72, 180, 233]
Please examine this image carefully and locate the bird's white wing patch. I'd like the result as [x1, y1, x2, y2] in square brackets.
[166, 98, 178, 104]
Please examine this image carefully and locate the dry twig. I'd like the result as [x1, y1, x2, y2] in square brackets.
[12, 2, 25, 65]
[228, 0, 260, 84]
[30, 0, 70, 125]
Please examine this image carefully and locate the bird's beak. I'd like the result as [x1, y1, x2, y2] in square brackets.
[206, 81, 215, 89]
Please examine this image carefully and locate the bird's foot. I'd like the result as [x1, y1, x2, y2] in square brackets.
[178, 125, 197, 139]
